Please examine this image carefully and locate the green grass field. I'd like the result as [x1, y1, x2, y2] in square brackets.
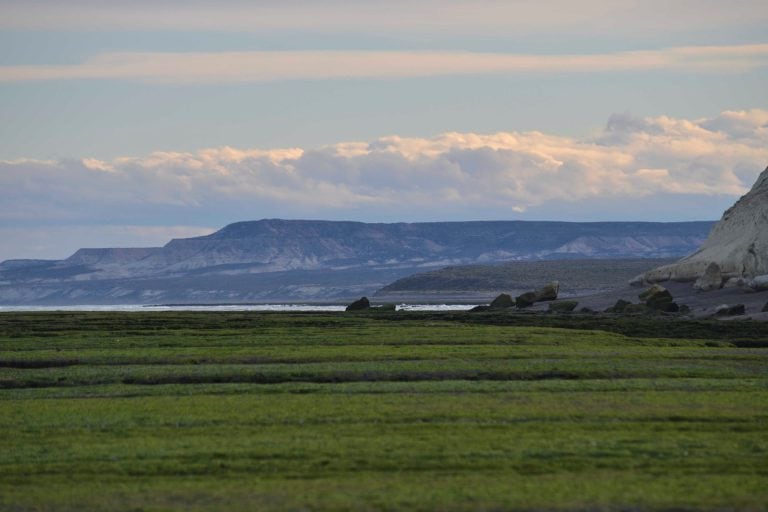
[1, 312, 767, 511]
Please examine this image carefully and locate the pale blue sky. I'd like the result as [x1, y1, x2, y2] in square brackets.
[1, 0, 767, 260]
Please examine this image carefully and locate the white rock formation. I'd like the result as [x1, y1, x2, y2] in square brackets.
[643, 165, 768, 285]
[693, 262, 724, 291]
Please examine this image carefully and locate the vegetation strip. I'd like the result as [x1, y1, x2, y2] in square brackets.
[1, 311, 766, 511]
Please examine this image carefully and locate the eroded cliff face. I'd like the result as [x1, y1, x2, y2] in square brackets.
[644, 166, 768, 283]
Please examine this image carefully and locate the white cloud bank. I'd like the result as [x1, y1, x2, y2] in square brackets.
[2, 109, 767, 258]
[2, 45, 767, 84]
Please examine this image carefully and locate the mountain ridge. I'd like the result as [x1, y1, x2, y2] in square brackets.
[0, 218, 715, 304]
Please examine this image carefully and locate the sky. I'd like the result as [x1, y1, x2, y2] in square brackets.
[1, 0, 767, 261]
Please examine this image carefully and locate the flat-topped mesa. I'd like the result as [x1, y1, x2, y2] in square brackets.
[63, 247, 161, 266]
[642, 165, 768, 286]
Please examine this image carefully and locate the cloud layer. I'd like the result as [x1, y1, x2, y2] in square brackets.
[2, 45, 767, 84]
[3, 0, 766, 38]
[2, 109, 767, 259]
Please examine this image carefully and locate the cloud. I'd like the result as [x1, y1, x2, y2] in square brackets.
[2, 109, 767, 249]
[2, 0, 766, 38]
[1, 44, 767, 84]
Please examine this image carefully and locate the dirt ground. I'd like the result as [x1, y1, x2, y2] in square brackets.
[533, 281, 768, 320]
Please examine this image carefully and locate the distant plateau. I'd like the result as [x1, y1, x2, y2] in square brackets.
[0, 219, 713, 305]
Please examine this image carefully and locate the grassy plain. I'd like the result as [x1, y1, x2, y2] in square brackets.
[1, 311, 767, 511]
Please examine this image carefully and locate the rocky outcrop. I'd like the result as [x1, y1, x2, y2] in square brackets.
[489, 293, 515, 309]
[639, 284, 679, 312]
[536, 281, 560, 301]
[605, 285, 681, 314]
[345, 297, 370, 311]
[693, 263, 724, 291]
[515, 291, 538, 309]
[643, 166, 768, 285]
[515, 281, 560, 308]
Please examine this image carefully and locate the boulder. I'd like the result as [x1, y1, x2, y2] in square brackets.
[345, 296, 370, 311]
[638, 284, 669, 301]
[723, 277, 749, 289]
[535, 281, 560, 302]
[514, 281, 560, 308]
[489, 293, 515, 309]
[748, 275, 768, 292]
[693, 262, 724, 291]
[515, 291, 537, 309]
[548, 300, 578, 313]
[638, 284, 677, 312]
[714, 304, 746, 317]
[762, 302, 768, 313]
[469, 305, 491, 312]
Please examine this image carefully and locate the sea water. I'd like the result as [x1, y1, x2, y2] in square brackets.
[0, 304, 476, 312]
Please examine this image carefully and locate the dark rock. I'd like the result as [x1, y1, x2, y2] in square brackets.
[513, 281, 559, 309]
[646, 295, 675, 311]
[515, 291, 538, 309]
[605, 299, 632, 313]
[657, 301, 680, 313]
[579, 307, 597, 314]
[376, 303, 397, 312]
[345, 296, 370, 311]
[548, 300, 578, 313]
[638, 284, 669, 301]
[490, 293, 515, 309]
[639, 284, 676, 311]
[714, 304, 746, 317]
[623, 303, 651, 314]
[469, 305, 491, 312]
[535, 281, 560, 302]
[762, 302, 768, 313]
[678, 304, 691, 315]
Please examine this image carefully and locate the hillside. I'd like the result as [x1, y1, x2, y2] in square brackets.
[0, 219, 713, 304]
[644, 166, 768, 284]
[375, 258, 676, 300]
